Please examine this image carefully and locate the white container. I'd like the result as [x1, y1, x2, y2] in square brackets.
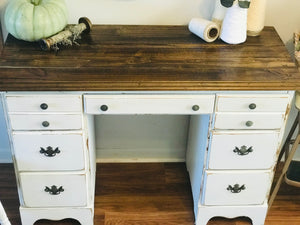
[247, 0, 267, 36]
[220, 1, 248, 44]
[211, 0, 227, 28]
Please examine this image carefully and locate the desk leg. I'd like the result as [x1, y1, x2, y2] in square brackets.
[20, 207, 94, 225]
[196, 204, 268, 225]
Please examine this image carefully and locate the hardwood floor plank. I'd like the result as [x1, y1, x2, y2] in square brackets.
[104, 212, 194, 225]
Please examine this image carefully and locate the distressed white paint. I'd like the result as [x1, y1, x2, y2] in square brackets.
[196, 203, 268, 225]
[216, 94, 290, 112]
[84, 94, 215, 115]
[186, 114, 211, 219]
[9, 114, 83, 131]
[20, 207, 93, 225]
[19, 172, 88, 207]
[1, 91, 294, 224]
[6, 95, 82, 113]
[208, 131, 280, 170]
[214, 112, 285, 130]
[202, 170, 272, 205]
[12, 131, 86, 171]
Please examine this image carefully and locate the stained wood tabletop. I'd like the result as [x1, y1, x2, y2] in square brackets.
[0, 25, 299, 91]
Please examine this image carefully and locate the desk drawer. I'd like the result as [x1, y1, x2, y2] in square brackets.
[84, 95, 215, 114]
[13, 132, 85, 171]
[216, 94, 290, 112]
[208, 131, 279, 170]
[20, 173, 87, 207]
[6, 95, 82, 113]
[9, 114, 82, 130]
[203, 171, 271, 206]
[214, 113, 285, 130]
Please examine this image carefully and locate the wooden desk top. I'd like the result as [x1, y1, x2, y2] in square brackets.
[0, 25, 299, 91]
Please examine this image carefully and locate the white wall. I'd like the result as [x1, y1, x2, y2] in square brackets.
[0, 95, 11, 162]
[265, 0, 300, 55]
[1, 0, 300, 162]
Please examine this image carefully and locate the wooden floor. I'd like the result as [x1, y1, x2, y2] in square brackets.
[0, 163, 300, 225]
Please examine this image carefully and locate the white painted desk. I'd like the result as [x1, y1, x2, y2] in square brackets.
[0, 91, 294, 225]
[0, 25, 299, 225]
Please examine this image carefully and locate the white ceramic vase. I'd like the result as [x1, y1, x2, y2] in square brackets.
[247, 0, 267, 36]
[211, 0, 227, 28]
[220, 1, 248, 44]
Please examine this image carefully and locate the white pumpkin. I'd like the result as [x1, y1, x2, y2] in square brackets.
[4, 0, 68, 42]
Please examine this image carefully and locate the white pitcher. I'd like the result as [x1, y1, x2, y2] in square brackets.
[220, 1, 249, 44]
[212, 0, 228, 28]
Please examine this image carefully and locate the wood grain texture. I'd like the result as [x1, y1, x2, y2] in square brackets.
[0, 25, 299, 91]
[1, 163, 300, 225]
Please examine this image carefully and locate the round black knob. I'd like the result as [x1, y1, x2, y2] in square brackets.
[192, 105, 200, 111]
[42, 121, 50, 127]
[249, 103, 256, 110]
[245, 121, 253, 127]
[40, 103, 48, 110]
[100, 105, 108, 111]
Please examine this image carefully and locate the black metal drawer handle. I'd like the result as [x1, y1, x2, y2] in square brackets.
[192, 105, 200, 111]
[100, 105, 108, 111]
[44, 185, 64, 195]
[40, 146, 61, 157]
[245, 120, 254, 127]
[42, 121, 50, 127]
[233, 145, 253, 156]
[227, 184, 246, 193]
[40, 103, 48, 110]
[249, 103, 256, 110]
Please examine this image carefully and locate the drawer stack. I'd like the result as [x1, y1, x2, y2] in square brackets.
[196, 93, 291, 225]
[5, 94, 94, 224]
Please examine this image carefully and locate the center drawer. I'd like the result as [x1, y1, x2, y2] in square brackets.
[13, 132, 86, 171]
[20, 173, 88, 207]
[84, 95, 215, 114]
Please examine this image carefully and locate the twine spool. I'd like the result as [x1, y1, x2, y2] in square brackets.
[39, 17, 92, 51]
[220, 1, 248, 44]
[247, 0, 267, 36]
[188, 18, 220, 43]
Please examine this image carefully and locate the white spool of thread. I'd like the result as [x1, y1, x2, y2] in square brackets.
[220, 1, 248, 44]
[188, 18, 220, 43]
[247, 0, 267, 36]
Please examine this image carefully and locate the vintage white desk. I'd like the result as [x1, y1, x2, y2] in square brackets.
[0, 25, 299, 225]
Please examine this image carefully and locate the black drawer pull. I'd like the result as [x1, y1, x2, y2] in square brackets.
[249, 103, 256, 110]
[40, 103, 48, 110]
[245, 121, 253, 127]
[192, 105, 200, 111]
[45, 185, 64, 195]
[40, 146, 61, 157]
[233, 145, 253, 156]
[100, 105, 108, 111]
[42, 121, 50, 127]
[227, 184, 246, 193]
